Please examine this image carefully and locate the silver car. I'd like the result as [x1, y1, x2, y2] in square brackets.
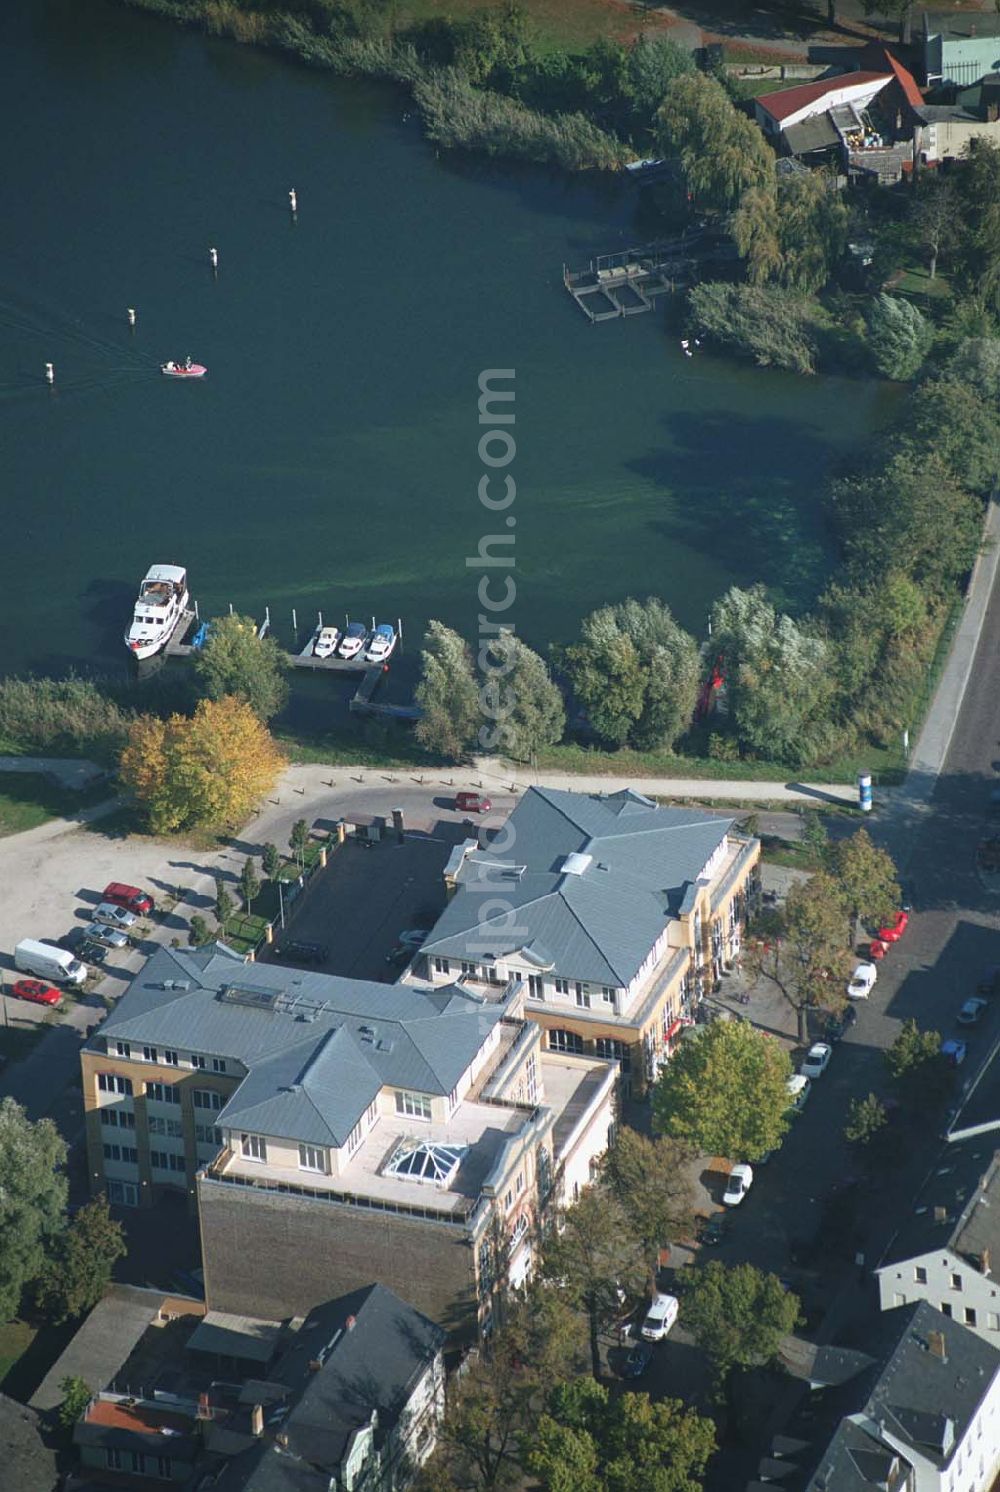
[93, 902, 138, 931]
[83, 921, 130, 950]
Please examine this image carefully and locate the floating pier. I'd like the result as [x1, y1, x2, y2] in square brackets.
[562, 233, 705, 323]
[160, 607, 420, 718]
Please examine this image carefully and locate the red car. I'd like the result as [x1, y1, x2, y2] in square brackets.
[877, 910, 910, 944]
[102, 881, 154, 917]
[869, 938, 890, 961]
[455, 792, 492, 814]
[11, 978, 62, 1007]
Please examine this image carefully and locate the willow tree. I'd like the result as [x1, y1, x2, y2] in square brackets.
[656, 72, 774, 209]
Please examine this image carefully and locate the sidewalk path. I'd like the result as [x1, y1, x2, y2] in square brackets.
[0, 755, 106, 790]
[880, 497, 1000, 873]
[471, 757, 857, 806]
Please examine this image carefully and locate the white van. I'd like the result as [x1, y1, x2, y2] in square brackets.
[14, 939, 87, 986]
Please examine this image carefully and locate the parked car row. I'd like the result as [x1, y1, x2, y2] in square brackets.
[9, 881, 153, 1002]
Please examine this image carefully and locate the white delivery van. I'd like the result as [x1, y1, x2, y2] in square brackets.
[14, 939, 87, 986]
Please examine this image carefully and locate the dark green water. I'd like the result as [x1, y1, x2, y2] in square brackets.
[0, 0, 896, 684]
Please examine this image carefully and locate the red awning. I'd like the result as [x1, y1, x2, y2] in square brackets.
[664, 1018, 683, 1045]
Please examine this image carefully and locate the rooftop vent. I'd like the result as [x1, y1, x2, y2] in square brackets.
[561, 853, 593, 876]
[218, 984, 282, 1012]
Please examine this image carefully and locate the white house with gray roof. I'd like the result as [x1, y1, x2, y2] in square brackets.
[82, 944, 616, 1337]
[408, 786, 760, 1093]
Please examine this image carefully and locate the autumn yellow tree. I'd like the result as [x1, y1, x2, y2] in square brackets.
[120, 696, 285, 833]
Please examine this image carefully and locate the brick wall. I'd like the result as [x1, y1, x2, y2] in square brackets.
[197, 1178, 479, 1338]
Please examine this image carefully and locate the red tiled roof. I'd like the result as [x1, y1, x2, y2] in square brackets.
[882, 48, 924, 109]
[85, 1400, 191, 1436]
[757, 71, 891, 123]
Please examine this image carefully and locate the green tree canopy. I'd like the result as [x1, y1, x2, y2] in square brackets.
[900, 375, 1000, 498]
[239, 856, 261, 913]
[0, 1098, 68, 1321]
[651, 1018, 791, 1160]
[541, 1186, 647, 1379]
[953, 139, 1000, 314]
[831, 448, 983, 600]
[745, 871, 853, 1042]
[289, 817, 310, 865]
[480, 634, 565, 760]
[867, 294, 933, 381]
[414, 620, 481, 761]
[656, 72, 774, 209]
[562, 598, 700, 750]
[601, 1128, 695, 1284]
[681, 1260, 800, 1393]
[828, 828, 900, 944]
[527, 1376, 716, 1492]
[733, 171, 847, 294]
[885, 1019, 951, 1108]
[58, 1375, 92, 1434]
[261, 842, 281, 881]
[193, 612, 289, 721]
[626, 34, 695, 127]
[708, 585, 832, 764]
[35, 1196, 126, 1324]
[844, 1092, 888, 1147]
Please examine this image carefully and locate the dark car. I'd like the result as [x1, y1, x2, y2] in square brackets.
[275, 940, 329, 966]
[622, 1342, 653, 1379]
[826, 1005, 858, 1042]
[698, 1212, 729, 1246]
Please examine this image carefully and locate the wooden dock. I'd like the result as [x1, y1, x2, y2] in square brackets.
[562, 233, 704, 323]
[159, 606, 421, 719]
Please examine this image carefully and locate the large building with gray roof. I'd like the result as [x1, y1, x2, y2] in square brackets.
[408, 786, 760, 1094]
[82, 944, 616, 1337]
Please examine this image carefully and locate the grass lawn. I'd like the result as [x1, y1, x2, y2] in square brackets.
[392, 0, 668, 50]
[0, 773, 111, 838]
[760, 836, 825, 871]
[536, 740, 906, 786]
[0, 1320, 38, 1387]
[891, 265, 953, 301]
[0, 1022, 50, 1065]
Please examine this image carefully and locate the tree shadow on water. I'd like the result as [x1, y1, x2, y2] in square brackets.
[627, 408, 842, 611]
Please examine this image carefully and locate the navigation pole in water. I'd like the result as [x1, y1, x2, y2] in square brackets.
[289, 188, 297, 216]
[44, 362, 54, 384]
[209, 246, 218, 273]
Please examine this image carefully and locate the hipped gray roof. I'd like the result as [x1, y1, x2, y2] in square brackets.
[95, 946, 507, 1147]
[422, 787, 733, 986]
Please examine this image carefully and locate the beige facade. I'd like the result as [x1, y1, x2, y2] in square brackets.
[83, 955, 616, 1338]
[917, 116, 1000, 162]
[413, 831, 760, 1095]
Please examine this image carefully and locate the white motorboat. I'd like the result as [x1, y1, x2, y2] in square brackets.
[125, 564, 189, 660]
[313, 626, 341, 658]
[365, 623, 397, 664]
[338, 621, 368, 660]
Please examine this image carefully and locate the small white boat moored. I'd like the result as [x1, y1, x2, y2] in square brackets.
[365, 623, 397, 664]
[313, 626, 341, 658]
[125, 564, 189, 660]
[337, 622, 369, 660]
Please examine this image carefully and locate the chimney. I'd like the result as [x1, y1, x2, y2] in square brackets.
[981, 1248, 992, 1275]
[277, 1431, 289, 1449]
[346, 1315, 357, 1331]
[251, 1404, 264, 1437]
[928, 1330, 948, 1362]
[933, 1205, 948, 1223]
[308, 1360, 323, 1373]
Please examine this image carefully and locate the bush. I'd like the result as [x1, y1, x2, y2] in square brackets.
[0, 676, 132, 762]
[866, 293, 933, 380]
[687, 282, 821, 374]
[412, 68, 629, 171]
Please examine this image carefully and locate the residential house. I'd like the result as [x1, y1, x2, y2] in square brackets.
[746, 1301, 1000, 1490]
[206, 1284, 445, 1492]
[913, 74, 1000, 163]
[874, 1040, 1000, 1343]
[72, 1395, 199, 1486]
[755, 53, 925, 182]
[923, 13, 1000, 87]
[409, 786, 760, 1095]
[81, 944, 616, 1337]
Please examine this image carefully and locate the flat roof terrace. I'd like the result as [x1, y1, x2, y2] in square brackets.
[212, 1098, 536, 1218]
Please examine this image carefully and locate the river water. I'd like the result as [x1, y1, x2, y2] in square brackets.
[0, 0, 896, 684]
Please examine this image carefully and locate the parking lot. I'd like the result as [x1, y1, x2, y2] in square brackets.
[258, 823, 467, 982]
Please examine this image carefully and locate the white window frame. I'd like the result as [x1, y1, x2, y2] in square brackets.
[395, 1090, 432, 1121]
[241, 1132, 268, 1162]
